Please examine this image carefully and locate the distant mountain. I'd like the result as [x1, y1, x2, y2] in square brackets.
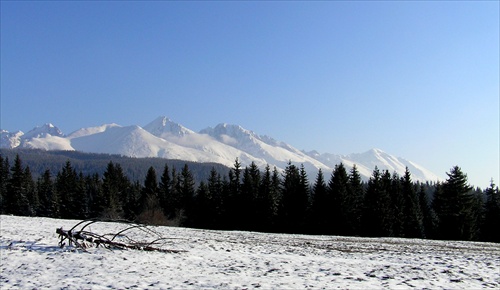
[0, 116, 442, 182]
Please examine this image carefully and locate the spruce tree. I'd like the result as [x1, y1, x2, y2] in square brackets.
[226, 159, 242, 229]
[310, 168, 329, 234]
[482, 180, 500, 242]
[329, 163, 349, 235]
[434, 166, 474, 240]
[56, 160, 79, 219]
[241, 162, 261, 230]
[191, 181, 212, 228]
[85, 173, 103, 218]
[138, 166, 164, 224]
[401, 168, 423, 238]
[6, 155, 30, 215]
[24, 166, 38, 216]
[389, 172, 403, 237]
[418, 184, 436, 239]
[158, 164, 171, 217]
[279, 162, 308, 233]
[207, 167, 223, 228]
[361, 167, 393, 237]
[179, 164, 195, 226]
[346, 165, 364, 236]
[101, 162, 131, 219]
[37, 169, 55, 217]
[0, 156, 10, 214]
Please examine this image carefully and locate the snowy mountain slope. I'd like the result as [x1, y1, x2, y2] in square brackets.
[0, 130, 23, 148]
[200, 123, 331, 174]
[143, 117, 268, 168]
[22, 123, 64, 139]
[2, 215, 499, 289]
[308, 149, 442, 181]
[0, 116, 442, 182]
[67, 123, 121, 139]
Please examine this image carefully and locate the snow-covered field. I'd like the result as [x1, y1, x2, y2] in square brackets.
[1, 215, 499, 289]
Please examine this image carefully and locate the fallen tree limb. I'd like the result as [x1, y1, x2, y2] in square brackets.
[56, 220, 186, 253]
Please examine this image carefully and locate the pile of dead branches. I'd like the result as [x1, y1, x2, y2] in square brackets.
[56, 219, 186, 253]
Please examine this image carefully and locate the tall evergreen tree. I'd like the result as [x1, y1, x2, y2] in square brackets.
[482, 180, 500, 242]
[85, 173, 103, 218]
[56, 160, 79, 219]
[37, 169, 56, 217]
[226, 159, 242, 229]
[158, 164, 171, 217]
[24, 166, 38, 216]
[0, 155, 10, 214]
[418, 184, 436, 239]
[401, 168, 423, 238]
[101, 162, 131, 218]
[179, 164, 196, 226]
[310, 168, 330, 234]
[207, 167, 223, 228]
[346, 165, 364, 236]
[164, 166, 183, 221]
[329, 163, 349, 235]
[279, 162, 308, 233]
[361, 167, 393, 237]
[6, 155, 30, 215]
[388, 172, 404, 237]
[191, 181, 212, 228]
[138, 166, 164, 224]
[434, 166, 474, 240]
[240, 162, 261, 230]
[259, 165, 281, 232]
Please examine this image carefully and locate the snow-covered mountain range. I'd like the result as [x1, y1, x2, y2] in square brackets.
[1, 116, 441, 182]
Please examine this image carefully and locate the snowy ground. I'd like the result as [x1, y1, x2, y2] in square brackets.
[1, 215, 499, 289]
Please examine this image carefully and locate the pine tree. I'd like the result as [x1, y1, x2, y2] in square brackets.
[191, 181, 212, 228]
[37, 169, 55, 217]
[434, 166, 474, 240]
[279, 162, 308, 233]
[482, 180, 500, 242]
[401, 168, 423, 238]
[101, 162, 131, 219]
[207, 167, 223, 228]
[329, 163, 349, 235]
[56, 160, 80, 219]
[164, 166, 183, 221]
[418, 184, 436, 239]
[241, 162, 261, 230]
[6, 155, 30, 215]
[85, 173, 103, 218]
[24, 166, 38, 216]
[346, 165, 364, 236]
[310, 168, 329, 234]
[0, 155, 10, 214]
[158, 164, 171, 217]
[361, 167, 393, 237]
[138, 166, 165, 224]
[226, 159, 242, 229]
[179, 164, 195, 226]
[259, 165, 281, 232]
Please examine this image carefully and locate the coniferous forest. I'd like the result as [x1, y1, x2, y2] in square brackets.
[1, 151, 499, 243]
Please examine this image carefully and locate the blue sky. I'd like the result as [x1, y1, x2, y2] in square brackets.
[1, 1, 498, 188]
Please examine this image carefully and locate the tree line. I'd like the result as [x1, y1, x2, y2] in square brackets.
[1, 154, 499, 243]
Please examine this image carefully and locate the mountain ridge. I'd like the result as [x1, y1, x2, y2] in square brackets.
[0, 116, 442, 182]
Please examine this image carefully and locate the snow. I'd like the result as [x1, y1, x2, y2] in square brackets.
[1, 215, 499, 289]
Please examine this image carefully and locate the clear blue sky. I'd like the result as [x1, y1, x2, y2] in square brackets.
[1, 1, 498, 188]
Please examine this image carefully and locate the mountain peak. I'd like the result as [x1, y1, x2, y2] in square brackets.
[23, 123, 64, 139]
[144, 116, 194, 138]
